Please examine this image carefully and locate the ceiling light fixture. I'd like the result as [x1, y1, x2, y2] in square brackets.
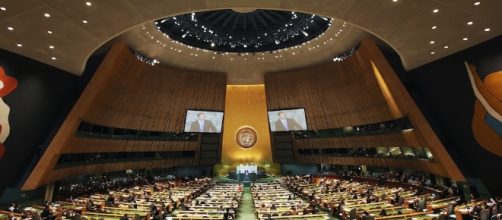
[432, 26, 437, 30]
[429, 41, 435, 44]
[82, 20, 88, 24]
[467, 21, 474, 25]
[7, 26, 13, 31]
[16, 43, 23, 47]
[85, 2, 92, 6]
[443, 45, 449, 49]
[44, 13, 51, 18]
[392, 0, 398, 2]
[47, 30, 53, 34]
[49, 45, 55, 49]
[484, 28, 491, 32]
[463, 37, 468, 41]
[474, 1, 480, 6]
[430, 51, 436, 55]
[51, 57, 57, 60]
[432, 9, 439, 13]
[0, 6, 6, 11]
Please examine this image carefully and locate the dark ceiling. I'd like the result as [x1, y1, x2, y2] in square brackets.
[155, 9, 331, 53]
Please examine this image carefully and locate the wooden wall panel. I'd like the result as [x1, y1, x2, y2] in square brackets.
[265, 38, 464, 181]
[23, 41, 226, 190]
[82, 46, 226, 132]
[357, 38, 465, 181]
[64, 138, 198, 153]
[265, 51, 396, 130]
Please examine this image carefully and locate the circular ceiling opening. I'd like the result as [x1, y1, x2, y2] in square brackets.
[155, 9, 332, 53]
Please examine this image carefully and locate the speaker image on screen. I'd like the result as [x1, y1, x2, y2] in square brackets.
[268, 108, 307, 132]
[184, 110, 224, 133]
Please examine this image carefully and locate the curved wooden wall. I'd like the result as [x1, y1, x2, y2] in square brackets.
[23, 42, 226, 190]
[64, 138, 198, 153]
[82, 59, 226, 132]
[265, 38, 465, 181]
[266, 55, 394, 130]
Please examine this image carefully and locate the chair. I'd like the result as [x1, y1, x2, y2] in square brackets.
[397, 197, 405, 206]
[418, 199, 426, 211]
[438, 214, 446, 220]
[363, 215, 376, 220]
[349, 208, 357, 220]
[480, 209, 490, 220]
[447, 203, 457, 219]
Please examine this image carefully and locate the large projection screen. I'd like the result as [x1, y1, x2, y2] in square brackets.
[184, 110, 224, 133]
[268, 108, 307, 131]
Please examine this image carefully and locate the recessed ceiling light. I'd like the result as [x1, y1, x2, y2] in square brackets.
[16, 43, 23, 47]
[443, 45, 449, 49]
[0, 6, 6, 11]
[7, 26, 13, 31]
[51, 57, 57, 60]
[433, 9, 439, 13]
[85, 2, 92, 6]
[44, 13, 51, 18]
[47, 30, 53, 34]
[474, 1, 480, 6]
[430, 51, 436, 55]
[484, 28, 491, 32]
[429, 41, 435, 44]
[467, 21, 474, 25]
[392, 0, 398, 2]
[49, 45, 55, 49]
[432, 26, 437, 30]
[82, 20, 88, 24]
[463, 37, 469, 41]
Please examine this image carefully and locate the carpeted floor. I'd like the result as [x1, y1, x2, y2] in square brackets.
[236, 186, 258, 220]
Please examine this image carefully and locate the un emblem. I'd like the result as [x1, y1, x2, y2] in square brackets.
[236, 127, 257, 148]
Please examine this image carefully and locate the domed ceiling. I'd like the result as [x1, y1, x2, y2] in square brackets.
[0, 0, 500, 84]
[121, 8, 364, 83]
[155, 9, 331, 53]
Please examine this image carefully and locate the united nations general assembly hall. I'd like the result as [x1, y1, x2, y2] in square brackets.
[0, 1, 501, 220]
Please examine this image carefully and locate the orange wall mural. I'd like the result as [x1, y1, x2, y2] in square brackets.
[466, 63, 502, 156]
[0, 66, 18, 159]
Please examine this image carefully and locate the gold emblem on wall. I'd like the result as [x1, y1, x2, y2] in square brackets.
[236, 126, 257, 148]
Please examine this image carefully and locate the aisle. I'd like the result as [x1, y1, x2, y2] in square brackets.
[236, 186, 258, 220]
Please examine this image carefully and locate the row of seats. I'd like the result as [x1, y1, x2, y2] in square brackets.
[172, 183, 243, 219]
[3, 178, 213, 220]
[282, 175, 458, 220]
[251, 182, 329, 220]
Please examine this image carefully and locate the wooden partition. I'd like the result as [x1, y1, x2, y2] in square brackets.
[22, 42, 226, 190]
[266, 53, 394, 129]
[265, 38, 465, 181]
